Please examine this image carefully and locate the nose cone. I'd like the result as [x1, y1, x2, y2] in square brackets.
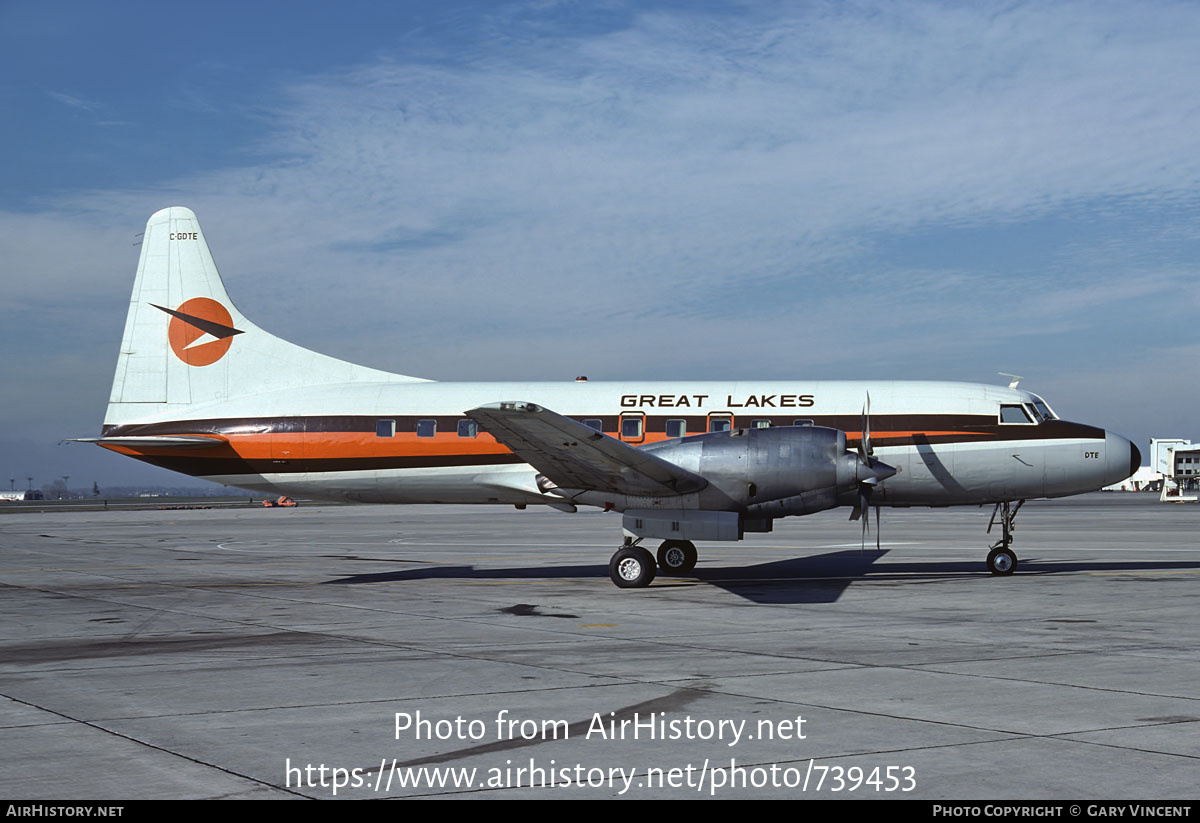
[1105, 431, 1140, 485]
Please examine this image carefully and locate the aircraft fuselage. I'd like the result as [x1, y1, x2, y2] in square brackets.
[100, 379, 1137, 509]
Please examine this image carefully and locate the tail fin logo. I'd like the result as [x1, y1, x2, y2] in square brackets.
[152, 298, 244, 366]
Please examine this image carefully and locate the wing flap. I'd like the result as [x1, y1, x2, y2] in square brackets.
[466, 402, 706, 497]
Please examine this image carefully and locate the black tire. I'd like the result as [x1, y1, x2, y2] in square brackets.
[986, 546, 1018, 576]
[657, 540, 698, 574]
[609, 546, 657, 588]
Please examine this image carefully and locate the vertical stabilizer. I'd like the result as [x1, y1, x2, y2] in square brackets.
[106, 207, 426, 429]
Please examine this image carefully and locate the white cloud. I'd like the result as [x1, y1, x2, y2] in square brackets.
[44, 89, 100, 112]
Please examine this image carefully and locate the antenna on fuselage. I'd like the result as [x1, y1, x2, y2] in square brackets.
[998, 372, 1023, 389]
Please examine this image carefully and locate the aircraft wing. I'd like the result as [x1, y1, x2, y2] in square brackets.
[466, 402, 707, 497]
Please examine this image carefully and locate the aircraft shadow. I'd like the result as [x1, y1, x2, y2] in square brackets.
[695, 554, 1200, 604]
[320, 560, 862, 603]
[321, 551, 1200, 605]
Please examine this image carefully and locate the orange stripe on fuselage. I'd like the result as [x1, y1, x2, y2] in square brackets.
[847, 430, 992, 442]
[100, 428, 991, 462]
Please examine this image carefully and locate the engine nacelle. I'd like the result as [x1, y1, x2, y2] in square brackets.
[642, 425, 869, 518]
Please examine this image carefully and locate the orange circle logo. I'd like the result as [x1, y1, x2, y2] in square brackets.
[165, 297, 241, 366]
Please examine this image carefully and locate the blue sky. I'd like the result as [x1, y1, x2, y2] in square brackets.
[2, 0, 1198, 489]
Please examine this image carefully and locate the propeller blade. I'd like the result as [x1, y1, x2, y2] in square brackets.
[858, 486, 871, 551]
[859, 391, 872, 463]
[846, 395, 889, 550]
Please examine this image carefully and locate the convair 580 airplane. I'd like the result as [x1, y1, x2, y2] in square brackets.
[85, 207, 1140, 588]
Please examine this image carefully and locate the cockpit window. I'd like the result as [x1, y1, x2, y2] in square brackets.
[1024, 404, 1044, 423]
[1030, 396, 1057, 420]
[999, 404, 1034, 424]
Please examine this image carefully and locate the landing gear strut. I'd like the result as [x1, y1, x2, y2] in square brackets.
[985, 499, 1024, 576]
[609, 538, 656, 588]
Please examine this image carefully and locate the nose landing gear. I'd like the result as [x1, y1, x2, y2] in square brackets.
[985, 499, 1024, 576]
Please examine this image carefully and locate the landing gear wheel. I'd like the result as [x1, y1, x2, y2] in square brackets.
[986, 546, 1017, 576]
[657, 540, 698, 574]
[610, 546, 657, 588]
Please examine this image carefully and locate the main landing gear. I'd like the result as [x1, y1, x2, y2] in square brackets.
[608, 538, 698, 588]
[985, 499, 1024, 576]
[656, 539, 698, 574]
[609, 540, 655, 588]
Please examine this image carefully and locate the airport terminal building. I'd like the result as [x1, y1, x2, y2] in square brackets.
[1105, 437, 1200, 500]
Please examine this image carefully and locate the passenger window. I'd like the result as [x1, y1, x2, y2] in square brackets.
[621, 416, 643, 439]
[457, 419, 477, 438]
[583, 418, 603, 432]
[752, 419, 771, 429]
[709, 417, 732, 433]
[376, 419, 395, 438]
[793, 419, 814, 427]
[999, 405, 1033, 424]
[417, 419, 437, 437]
[665, 419, 687, 438]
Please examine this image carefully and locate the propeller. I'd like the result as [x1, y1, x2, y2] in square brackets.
[848, 392, 895, 551]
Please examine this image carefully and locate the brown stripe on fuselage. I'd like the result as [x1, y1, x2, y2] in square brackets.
[98, 414, 1105, 478]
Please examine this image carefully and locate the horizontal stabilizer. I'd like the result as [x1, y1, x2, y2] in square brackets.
[72, 434, 229, 449]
